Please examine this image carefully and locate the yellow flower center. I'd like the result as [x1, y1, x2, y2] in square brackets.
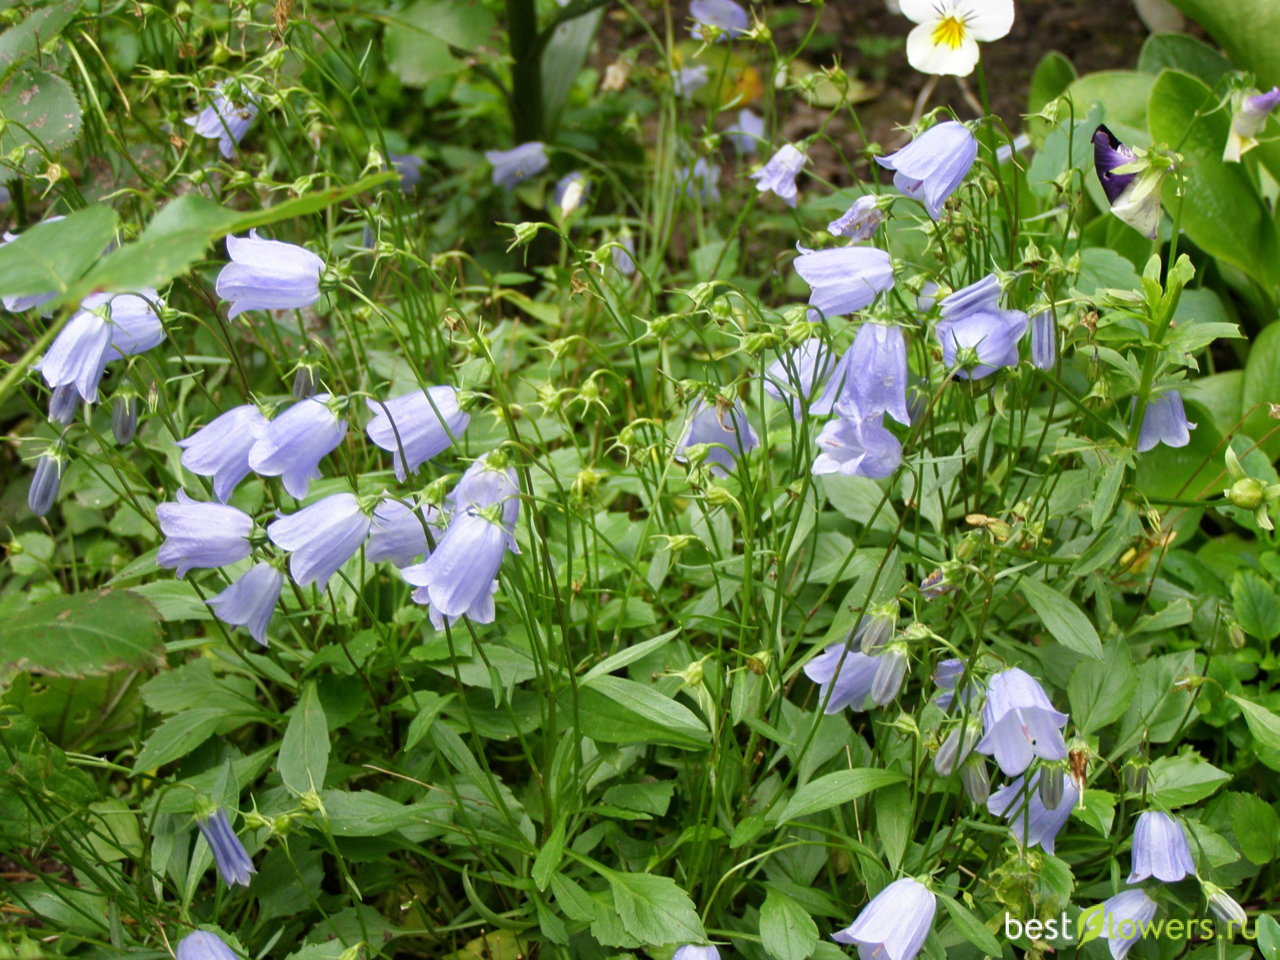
[931, 15, 967, 50]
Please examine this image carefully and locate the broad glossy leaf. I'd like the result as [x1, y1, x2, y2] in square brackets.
[0, 588, 161, 677]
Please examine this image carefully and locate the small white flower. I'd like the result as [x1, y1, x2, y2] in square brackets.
[899, 0, 1015, 77]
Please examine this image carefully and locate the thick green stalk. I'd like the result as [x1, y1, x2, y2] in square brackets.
[506, 0, 544, 143]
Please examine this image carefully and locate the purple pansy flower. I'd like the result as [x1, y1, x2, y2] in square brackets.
[875, 121, 978, 219]
[267, 492, 371, 589]
[157, 492, 253, 577]
[751, 143, 806, 207]
[207, 562, 283, 646]
[794, 247, 894, 320]
[1092, 125, 1163, 239]
[1127, 810, 1196, 883]
[1137, 391, 1195, 453]
[177, 404, 270, 503]
[675, 398, 759, 476]
[486, 142, 548, 189]
[1225, 86, 1280, 162]
[975, 667, 1069, 776]
[248, 394, 347, 499]
[195, 807, 255, 886]
[832, 877, 936, 960]
[216, 231, 324, 318]
[366, 386, 469, 482]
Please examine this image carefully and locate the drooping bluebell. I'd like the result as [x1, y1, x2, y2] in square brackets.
[195, 807, 256, 886]
[177, 404, 270, 503]
[486, 142, 548, 189]
[49, 384, 79, 425]
[365, 498, 435, 567]
[1127, 810, 1196, 883]
[690, 0, 749, 40]
[157, 492, 254, 577]
[1137, 391, 1195, 453]
[27, 450, 63, 516]
[675, 398, 759, 476]
[762, 337, 835, 420]
[725, 108, 765, 155]
[794, 247, 894, 320]
[1028, 311, 1056, 370]
[870, 645, 908, 705]
[936, 274, 1028, 379]
[216, 231, 324, 318]
[975, 667, 1069, 775]
[812, 404, 902, 479]
[751, 144, 806, 207]
[111, 392, 139, 444]
[987, 770, 1079, 853]
[267, 492, 371, 589]
[388, 151, 425, 191]
[248, 394, 347, 499]
[207, 562, 283, 646]
[678, 158, 721, 202]
[804, 642, 880, 713]
[176, 930, 239, 960]
[552, 171, 588, 216]
[875, 121, 978, 219]
[366, 386, 469, 482]
[832, 877, 936, 960]
[812, 322, 910, 424]
[186, 81, 258, 159]
[402, 508, 507, 628]
[828, 195, 886, 241]
[1098, 889, 1158, 960]
[933, 720, 982, 775]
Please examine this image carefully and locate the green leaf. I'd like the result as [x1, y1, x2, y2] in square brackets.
[0, 1, 81, 82]
[540, 7, 603, 135]
[0, 68, 83, 171]
[582, 628, 680, 683]
[1232, 570, 1280, 642]
[384, 0, 495, 87]
[279, 682, 330, 795]
[1257, 914, 1280, 960]
[1146, 752, 1230, 808]
[874, 783, 911, 872]
[1148, 69, 1280, 289]
[1019, 577, 1103, 659]
[606, 871, 705, 946]
[1242, 323, 1280, 460]
[937, 894, 1003, 956]
[574, 675, 709, 749]
[1166, 0, 1280, 89]
[760, 887, 819, 960]
[0, 206, 117, 300]
[318, 789, 446, 837]
[1065, 70, 1155, 131]
[777, 769, 906, 824]
[1136, 33, 1229, 88]
[1068, 640, 1137, 734]
[62, 173, 393, 305]
[0, 588, 162, 677]
[133, 708, 229, 772]
[1229, 695, 1280, 751]
[1228, 792, 1279, 864]
[1028, 51, 1076, 116]
[532, 815, 566, 892]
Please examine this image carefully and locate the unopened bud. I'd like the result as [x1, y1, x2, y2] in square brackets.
[28, 452, 64, 516]
[48, 384, 79, 425]
[1203, 883, 1247, 926]
[112, 393, 140, 445]
[961, 757, 989, 805]
[870, 645, 908, 706]
[1227, 477, 1264, 511]
[1038, 767, 1066, 810]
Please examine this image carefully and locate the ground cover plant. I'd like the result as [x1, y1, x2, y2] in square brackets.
[2, 1, 1280, 959]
